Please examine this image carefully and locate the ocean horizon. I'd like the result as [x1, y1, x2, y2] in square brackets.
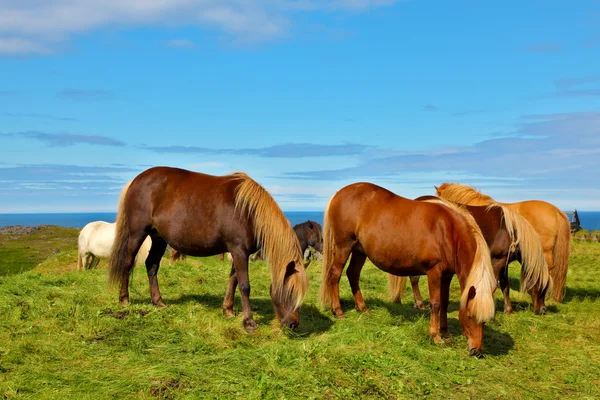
[1, 211, 600, 231]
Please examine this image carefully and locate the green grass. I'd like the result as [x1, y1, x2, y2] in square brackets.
[0, 230, 599, 399]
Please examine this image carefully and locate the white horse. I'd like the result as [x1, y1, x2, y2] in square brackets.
[77, 221, 151, 270]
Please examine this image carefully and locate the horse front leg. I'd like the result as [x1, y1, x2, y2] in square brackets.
[426, 268, 444, 344]
[145, 237, 168, 308]
[231, 249, 256, 333]
[410, 276, 426, 310]
[222, 264, 238, 318]
[498, 265, 513, 314]
[439, 273, 453, 338]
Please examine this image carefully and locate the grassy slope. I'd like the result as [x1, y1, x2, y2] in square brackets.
[0, 226, 79, 276]
[0, 233, 599, 399]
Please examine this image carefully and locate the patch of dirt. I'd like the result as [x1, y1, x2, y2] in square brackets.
[100, 309, 150, 319]
[150, 378, 189, 399]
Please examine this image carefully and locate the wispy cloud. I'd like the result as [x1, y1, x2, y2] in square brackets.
[423, 104, 439, 112]
[451, 110, 483, 117]
[0, 0, 402, 54]
[283, 111, 600, 189]
[0, 163, 138, 182]
[1, 112, 77, 122]
[554, 75, 600, 90]
[0, 37, 51, 55]
[0, 90, 17, 96]
[160, 39, 198, 49]
[11, 131, 126, 147]
[521, 42, 562, 53]
[58, 89, 116, 102]
[142, 142, 373, 158]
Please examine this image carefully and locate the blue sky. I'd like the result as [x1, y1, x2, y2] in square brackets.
[1, 0, 599, 212]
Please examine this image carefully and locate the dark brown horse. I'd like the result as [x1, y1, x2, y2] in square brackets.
[170, 220, 322, 262]
[108, 167, 309, 332]
[320, 182, 497, 356]
[389, 196, 551, 315]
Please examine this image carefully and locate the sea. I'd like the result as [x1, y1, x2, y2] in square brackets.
[0, 211, 326, 230]
[1, 211, 600, 231]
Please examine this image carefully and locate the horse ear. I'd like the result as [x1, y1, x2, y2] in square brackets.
[285, 261, 297, 278]
[304, 259, 311, 269]
[308, 221, 314, 229]
[434, 185, 439, 191]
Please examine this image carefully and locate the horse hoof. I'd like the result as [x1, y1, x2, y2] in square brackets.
[356, 307, 369, 314]
[155, 300, 167, 308]
[432, 335, 445, 345]
[223, 309, 235, 318]
[469, 348, 484, 358]
[333, 310, 345, 319]
[414, 303, 425, 310]
[243, 319, 257, 333]
[120, 299, 130, 307]
[504, 309, 514, 315]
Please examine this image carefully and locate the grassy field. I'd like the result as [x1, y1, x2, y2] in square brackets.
[1, 226, 599, 399]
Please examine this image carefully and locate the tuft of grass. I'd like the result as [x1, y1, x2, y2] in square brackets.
[0, 231, 599, 399]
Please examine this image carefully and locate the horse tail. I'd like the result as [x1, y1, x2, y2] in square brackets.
[495, 205, 550, 294]
[232, 173, 308, 310]
[108, 181, 132, 287]
[319, 195, 336, 308]
[388, 275, 407, 303]
[551, 210, 571, 302]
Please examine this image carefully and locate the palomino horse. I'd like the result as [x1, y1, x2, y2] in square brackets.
[435, 183, 570, 302]
[77, 221, 151, 270]
[320, 182, 496, 356]
[108, 167, 309, 332]
[388, 196, 551, 314]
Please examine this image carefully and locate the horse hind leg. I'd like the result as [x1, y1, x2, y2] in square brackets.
[346, 250, 368, 313]
[410, 276, 426, 310]
[222, 264, 238, 318]
[119, 233, 148, 306]
[426, 267, 444, 344]
[499, 265, 513, 314]
[325, 244, 353, 319]
[145, 235, 168, 308]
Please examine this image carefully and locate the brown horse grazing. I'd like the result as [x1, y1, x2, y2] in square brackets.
[320, 182, 496, 356]
[252, 220, 324, 261]
[435, 183, 571, 302]
[108, 167, 309, 332]
[388, 196, 551, 315]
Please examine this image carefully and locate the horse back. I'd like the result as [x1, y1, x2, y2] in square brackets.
[125, 167, 254, 256]
[329, 183, 461, 274]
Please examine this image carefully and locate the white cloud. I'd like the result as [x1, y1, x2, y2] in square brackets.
[0, 0, 402, 54]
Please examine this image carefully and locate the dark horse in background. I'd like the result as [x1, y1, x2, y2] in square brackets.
[170, 220, 323, 262]
[109, 167, 309, 332]
[320, 182, 497, 356]
[389, 196, 551, 315]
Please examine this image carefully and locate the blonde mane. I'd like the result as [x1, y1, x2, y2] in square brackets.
[232, 172, 308, 310]
[486, 204, 551, 294]
[436, 183, 496, 205]
[422, 197, 496, 323]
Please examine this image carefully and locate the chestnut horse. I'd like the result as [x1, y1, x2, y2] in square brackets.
[389, 196, 551, 314]
[435, 183, 570, 302]
[108, 167, 309, 332]
[320, 182, 496, 356]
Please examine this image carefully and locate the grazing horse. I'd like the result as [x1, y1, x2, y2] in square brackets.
[251, 220, 324, 261]
[108, 166, 309, 332]
[77, 221, 151, 270]
[435, 183, 571, 302]
[320, 182, 496, 356]
[388, 196, 551, 315]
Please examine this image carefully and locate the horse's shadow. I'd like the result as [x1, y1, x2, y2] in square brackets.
[167, 293, 334, 335]
[365, 298, 514, 356]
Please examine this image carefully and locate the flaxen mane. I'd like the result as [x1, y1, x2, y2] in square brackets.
[232, 172, 308, 309]
[421, 197, 496, 323]
[436, 183, 495, 204]
[486, 204, 551, 294]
